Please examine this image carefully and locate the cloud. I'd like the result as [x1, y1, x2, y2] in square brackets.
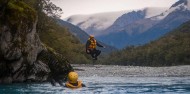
[51, 0, 178, 19]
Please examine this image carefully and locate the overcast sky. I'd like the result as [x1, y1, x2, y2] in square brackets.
[51, 0, 178, 19]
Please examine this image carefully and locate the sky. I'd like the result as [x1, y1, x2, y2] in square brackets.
[51, 0, 178, 19]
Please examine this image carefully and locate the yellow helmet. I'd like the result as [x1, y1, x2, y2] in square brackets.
[89, 35, 94, 39]
[68, 72, 78, 83]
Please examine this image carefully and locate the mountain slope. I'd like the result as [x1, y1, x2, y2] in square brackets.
[65, 0, 190, 49]
[102, 20, 190, 66]
[66, 11, 128, 36]
[39, 22, 91, 64]
[140, 9, 190, 43]
[58, 20, 89, 43]
[66, 7, 166, 37]
[97, 0, 190, 49]
[58, 20, 117, 53]
[104, 7, 166, 35]
[156, 0, 190, 20]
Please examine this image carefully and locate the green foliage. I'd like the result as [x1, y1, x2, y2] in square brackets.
[21, 0, 91, 64]
[0, 0, 37, 51]
[39, 21, 91, 64]
[0, 0, 92, 64]
[5, 0, 36, 26]
[102, 21, 190, 66]
[23, 0, 62, 33]
[23, 0, 62, 18]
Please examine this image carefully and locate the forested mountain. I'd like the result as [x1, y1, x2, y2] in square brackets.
[58, 20, 117, 53]
[102, 21, 190, 66]
[24, 0, 92, 64]
[97, 0, 190, 49]
[66, 0, 190, 49]
[38, 21, 91, 64]
[66, 11, 128, 36]
[66, 7, 166, 37]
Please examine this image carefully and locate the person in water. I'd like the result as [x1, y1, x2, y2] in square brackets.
[86, 35, 105, 60]
[65, 71, 85, 88]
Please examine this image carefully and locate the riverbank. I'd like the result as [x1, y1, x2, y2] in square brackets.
[72, 64, 190, 77]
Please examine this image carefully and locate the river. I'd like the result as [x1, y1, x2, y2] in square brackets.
[0, 65, 190, 94]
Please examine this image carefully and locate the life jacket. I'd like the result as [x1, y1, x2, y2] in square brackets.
[65, 81, 82, 88]
[88, 38, 96, 49]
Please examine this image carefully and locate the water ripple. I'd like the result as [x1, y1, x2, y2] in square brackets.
[0, 77, 190, 94]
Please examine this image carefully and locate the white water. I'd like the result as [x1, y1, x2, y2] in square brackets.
[1, 77, 190, 94]
[1, 65, 190, 94]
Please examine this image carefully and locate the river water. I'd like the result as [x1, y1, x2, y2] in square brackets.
[0, 65, 190, 94]
[0, 77, 190, 94]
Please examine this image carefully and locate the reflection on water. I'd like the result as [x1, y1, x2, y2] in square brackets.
[0, 77, 190, 94]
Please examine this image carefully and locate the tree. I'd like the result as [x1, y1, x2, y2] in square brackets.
[23, 0, 62, 32]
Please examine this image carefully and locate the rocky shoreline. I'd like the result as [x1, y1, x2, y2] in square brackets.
[72, 64, 190, 77]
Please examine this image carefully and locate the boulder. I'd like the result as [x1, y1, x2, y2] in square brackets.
[0, 0, 72, 84]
